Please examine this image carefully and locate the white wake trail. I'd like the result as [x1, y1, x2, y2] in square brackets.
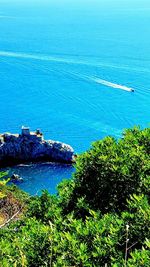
[0, 51, 135, 92]
[93, 78, 134, 92]
[0, 50, 82, 65]
[0, 50, 148, 76]
[0, 16, 16, 19]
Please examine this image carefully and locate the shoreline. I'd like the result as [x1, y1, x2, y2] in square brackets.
[0, 127, 74, 168]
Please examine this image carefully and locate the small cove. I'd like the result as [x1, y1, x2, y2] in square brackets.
[4, 163, 74, 195]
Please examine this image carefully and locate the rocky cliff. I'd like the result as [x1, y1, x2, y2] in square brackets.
[0, 128, 74, 167]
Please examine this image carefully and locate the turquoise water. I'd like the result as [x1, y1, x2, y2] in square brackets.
[0, 0, 150, 194]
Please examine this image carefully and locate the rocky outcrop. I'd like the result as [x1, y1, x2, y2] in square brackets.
[11, 174, 23, 183]
[0, 127, 74, 167]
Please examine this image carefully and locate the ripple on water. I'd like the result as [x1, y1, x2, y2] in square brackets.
[4, 163, 74, 196]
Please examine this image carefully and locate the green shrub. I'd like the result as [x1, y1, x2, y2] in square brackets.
[62, 127, 150, 214]
[0, 218, 52, 267]
[0, 127, 150, 266]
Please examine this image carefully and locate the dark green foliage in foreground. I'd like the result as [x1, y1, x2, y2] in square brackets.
[60, 126, 150, 215]
[0, 127, 150, 266]
[1, 192, 150, 266]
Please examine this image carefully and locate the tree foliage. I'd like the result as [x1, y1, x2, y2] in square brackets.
[0, 127, 150, 266]
[61, 126, 150, 214]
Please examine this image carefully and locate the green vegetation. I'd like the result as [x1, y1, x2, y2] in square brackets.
[0, 127, 150, 266]
[0, 172, 28, 226]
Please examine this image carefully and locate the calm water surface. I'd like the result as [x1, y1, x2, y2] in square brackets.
[0, 0, 150, 194]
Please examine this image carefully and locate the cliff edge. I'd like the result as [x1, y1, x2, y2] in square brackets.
[0, 127, 74, 167]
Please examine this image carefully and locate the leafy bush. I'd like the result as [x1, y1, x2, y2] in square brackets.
[0, 218, 52, 267]
[61, 127, 150, 214]
[1, 193, 150, 266]
[0, 127, 150, 266]
[127, 247, 150, 267]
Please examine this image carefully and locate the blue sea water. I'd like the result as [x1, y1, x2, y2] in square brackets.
[0, 0, 150, 194]
[5, 163, 74, 195]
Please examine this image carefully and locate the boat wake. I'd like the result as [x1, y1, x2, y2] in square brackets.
[0, 50, 134, 92]
[0, 15, 16, 19]
[72, 73, 135, 93]
[0, 50, 83, 65]
[0, 50, 148, 76]
[91, 77, 134, 92]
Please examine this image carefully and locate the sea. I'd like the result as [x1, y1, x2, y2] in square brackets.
[0, 0, 150, 195]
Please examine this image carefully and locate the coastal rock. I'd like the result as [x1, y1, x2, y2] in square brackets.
[11, 174, 23, 183]
[0, 127, 74, 167]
